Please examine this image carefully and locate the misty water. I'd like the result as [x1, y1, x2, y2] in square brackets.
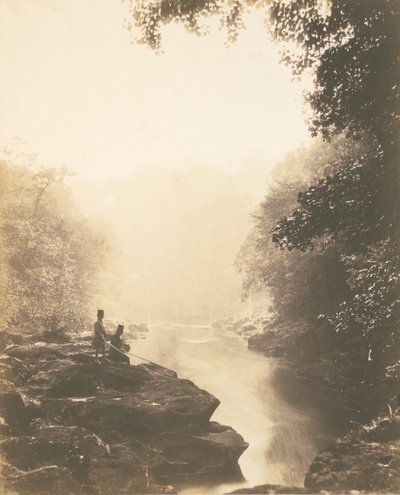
[131, 324, 327, 493]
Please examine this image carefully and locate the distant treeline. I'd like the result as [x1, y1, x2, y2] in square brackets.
[0, 161, 107, 333]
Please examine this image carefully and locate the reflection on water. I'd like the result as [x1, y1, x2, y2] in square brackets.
[131, 324, 323, 493]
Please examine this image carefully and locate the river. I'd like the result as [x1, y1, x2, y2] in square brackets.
[130, 323, 327, 493]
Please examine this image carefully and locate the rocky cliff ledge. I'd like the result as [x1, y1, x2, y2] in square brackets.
[229, 412, 400, 494]
[0, 332, 248, 495]
[216, 317, 400, 494]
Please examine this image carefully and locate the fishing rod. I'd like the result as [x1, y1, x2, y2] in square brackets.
[102, 338, 177, 380]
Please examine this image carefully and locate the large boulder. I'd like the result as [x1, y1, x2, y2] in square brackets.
[39, 378, 219, 438]
[1, 462, 84, 495]
[38, 328, 72, 343]
[0, 331, 24, 353]
[0, 356, 34, 385]
[19, 359, 218, 435]
[6, 341, 95, 362]
[6, 342, 65, 361]
[228, 484, 309, 494]
[237, 322, 261, 339]
[1, 338, 248, 494]
[149, 422, 248, 481]
[0, 379, 25, 412]
[24, 361, 151, 398]
[0, 379, 43, 429]
[0, 425, 109, 471]
[305, 414, 400, 493]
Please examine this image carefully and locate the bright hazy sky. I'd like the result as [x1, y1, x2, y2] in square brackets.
[0, 0, 311, 179]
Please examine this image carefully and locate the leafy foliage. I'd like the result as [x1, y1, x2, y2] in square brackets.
[129, 1, 400, 143]
[124, 0, 235, 50]
[236, 136, 355, 319]
[130, 0, 400, 414]
[268, 0, 400, 141]
[0, 161, 107, 333]
[272, 144, 388, 252]
[328, 239, 400, 341]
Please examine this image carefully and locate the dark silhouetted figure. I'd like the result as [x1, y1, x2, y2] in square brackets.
[109, 324, 130, 364]
[93, 309, 107, 363]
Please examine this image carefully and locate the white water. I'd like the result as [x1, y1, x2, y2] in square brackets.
[130, 324, 325, 493]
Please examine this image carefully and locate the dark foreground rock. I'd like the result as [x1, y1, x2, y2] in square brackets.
[0, 334, 248, 494]
[227, 484, 308, 494]
[218, 316, 400, 495]
[305, 413, 400, 494]
[227, 415, 400, 495]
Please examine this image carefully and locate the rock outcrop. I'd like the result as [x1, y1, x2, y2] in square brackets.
[305, 414, 400, 493]
[228, 484, 309, 494]
[0, 332, 248, 494]
[218, 316, 400, 494]
[227, 414, 400, 495]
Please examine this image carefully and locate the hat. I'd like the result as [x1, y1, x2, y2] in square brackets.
[117, 324, 124, 332]
[97, 309, 104, 317]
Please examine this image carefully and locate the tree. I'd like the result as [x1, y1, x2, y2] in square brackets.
[236, 135, 359, 320]
[128, 2, 399, 133]
[272, 143, 386, 252]
[0, 160, 108, 334]
[130, 0, 400, 413]
[129, 0, 399, 232]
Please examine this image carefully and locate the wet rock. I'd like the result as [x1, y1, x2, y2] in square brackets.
[73, 332, 94, 343]
[69, 352, 94, 363]
[1, 462, 84, 495]
[126, 323, 150, 340]
[365, 417, 400, 442]
[150, 421, 247, 480]
[1, 335, 247, 494]
[0, 379, 25, 412]
[38, 328, 72, 343]
[24, 360, 151, 398]
[6, 342, 65, 361]
[46, 363, 125, 398]
[33, 422, 111, 455]
[305, 414, 400, 493]
[227, 484, 309, 494]
[296, 360, 335, 384]
[0, 379, 44, 430]
[0, 356, 34, 385]
[248, 330, 278, 353]
[39, 374, 220, 437]
[237, 322, 260, 339]
[0, 425, 109, 471]
[191, 422, 249, 467]
[0, 331, 24, 353]
[1, 436, 70, 470]
[0, 379, 44, 428]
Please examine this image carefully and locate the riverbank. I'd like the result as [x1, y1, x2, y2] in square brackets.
[131, 322, 326, 490]
[0, 330, 248, 495]
[216, 316, 400, 494]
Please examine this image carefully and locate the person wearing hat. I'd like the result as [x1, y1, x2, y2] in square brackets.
[109, 324, 130, 364]
[93, 309, 107, 363]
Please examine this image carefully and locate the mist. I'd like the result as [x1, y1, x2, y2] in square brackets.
[1, 1, 396, 494]
[71, 162, 270, 324]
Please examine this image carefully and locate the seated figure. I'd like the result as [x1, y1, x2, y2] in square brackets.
[109, 324, 130, 364]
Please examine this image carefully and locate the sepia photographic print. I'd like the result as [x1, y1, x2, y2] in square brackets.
[0, 1, 399, 494]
